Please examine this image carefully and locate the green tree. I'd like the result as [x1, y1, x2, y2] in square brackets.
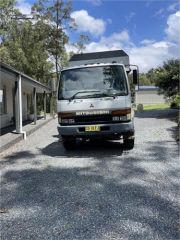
[139, 73, 151, 85]
[1, 17, 53, 83]
[155, 59, 179, 97]
[146, 68, 156, 85]
[0, 0, 19, 43]
[73, 34, 90, 53]
[32, 0, 74, 81]
[0, 0, 90, 84]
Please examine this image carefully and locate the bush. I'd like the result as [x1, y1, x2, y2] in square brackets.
[137, 104, 144, 112]
[170, 95, 180, 108]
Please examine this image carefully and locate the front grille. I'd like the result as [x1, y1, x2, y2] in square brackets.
[60, 114, 130, 126]
[74, 114, 112, 124]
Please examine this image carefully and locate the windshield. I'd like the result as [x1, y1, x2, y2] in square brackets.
[58, 65, 128, 100]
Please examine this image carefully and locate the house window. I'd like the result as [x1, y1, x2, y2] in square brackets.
[0, 86, 7, 114]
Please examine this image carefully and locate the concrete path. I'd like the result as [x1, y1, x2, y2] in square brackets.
[0, 116, 53, 153]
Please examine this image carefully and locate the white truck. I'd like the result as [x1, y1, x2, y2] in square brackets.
[57, 50, 138, 150]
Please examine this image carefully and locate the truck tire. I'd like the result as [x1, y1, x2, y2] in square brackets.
[123, 138, 135, 150]
[62, 136, 76, 150]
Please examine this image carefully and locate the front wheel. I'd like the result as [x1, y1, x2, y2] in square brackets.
[123, 138, 135, 150]
[62, 136, 76, 150]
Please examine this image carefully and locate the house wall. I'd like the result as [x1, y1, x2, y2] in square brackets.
[21, 84, 33, 120]
[0, 72, 33, 128]
[0, 74, 15, 128]
[136, 90, 166, 105]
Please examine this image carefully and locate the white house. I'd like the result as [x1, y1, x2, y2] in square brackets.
[0, 62, 52, 137]
[135, 86, 166, 105]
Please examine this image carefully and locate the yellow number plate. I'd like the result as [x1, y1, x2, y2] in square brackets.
[85, 126, 100, 132]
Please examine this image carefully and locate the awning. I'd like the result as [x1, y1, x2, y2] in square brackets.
[0, 62, 52, 93]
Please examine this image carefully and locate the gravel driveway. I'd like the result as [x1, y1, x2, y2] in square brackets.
[0, 109, 179, 240]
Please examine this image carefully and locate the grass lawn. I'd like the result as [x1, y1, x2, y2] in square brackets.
[143, 103, 170, 111]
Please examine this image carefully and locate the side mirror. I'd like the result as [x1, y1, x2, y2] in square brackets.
[133, 69, 138, 85]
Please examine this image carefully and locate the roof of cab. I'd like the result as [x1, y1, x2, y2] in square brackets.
[62, 62, 125, 71]
[70, 50, 128, 62]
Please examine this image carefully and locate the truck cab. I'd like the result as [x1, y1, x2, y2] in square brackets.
[57, 50, 138, 150]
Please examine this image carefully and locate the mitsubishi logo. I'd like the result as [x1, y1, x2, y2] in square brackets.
[90, 104, 94, 108]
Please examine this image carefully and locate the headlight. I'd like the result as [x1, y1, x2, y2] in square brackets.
[112, 116, 120, 121]
[58, 112, 75, 124]
[61, 119, 69, 124]
[60, 118, 75, 124]
[113, 115, 129, 121]
[112, 108, 131, 121]
[68, 119, 75, 124]
[120, 115, 128, 121]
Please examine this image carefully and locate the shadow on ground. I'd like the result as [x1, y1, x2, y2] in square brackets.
[41, 139, 125, 158]
[1, 140, 180, 239]
[1, 151, 36, 166]
[0, 117, 44, 136]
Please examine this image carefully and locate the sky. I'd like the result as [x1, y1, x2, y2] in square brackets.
[16, 0, 180, 72]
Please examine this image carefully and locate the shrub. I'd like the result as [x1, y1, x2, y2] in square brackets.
[170, 95, 180, 108]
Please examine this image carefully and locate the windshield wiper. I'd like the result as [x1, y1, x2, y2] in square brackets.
[68, 90, 127, 101]
[69, 90, 101, 101]
[81, 92, 116, 99]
